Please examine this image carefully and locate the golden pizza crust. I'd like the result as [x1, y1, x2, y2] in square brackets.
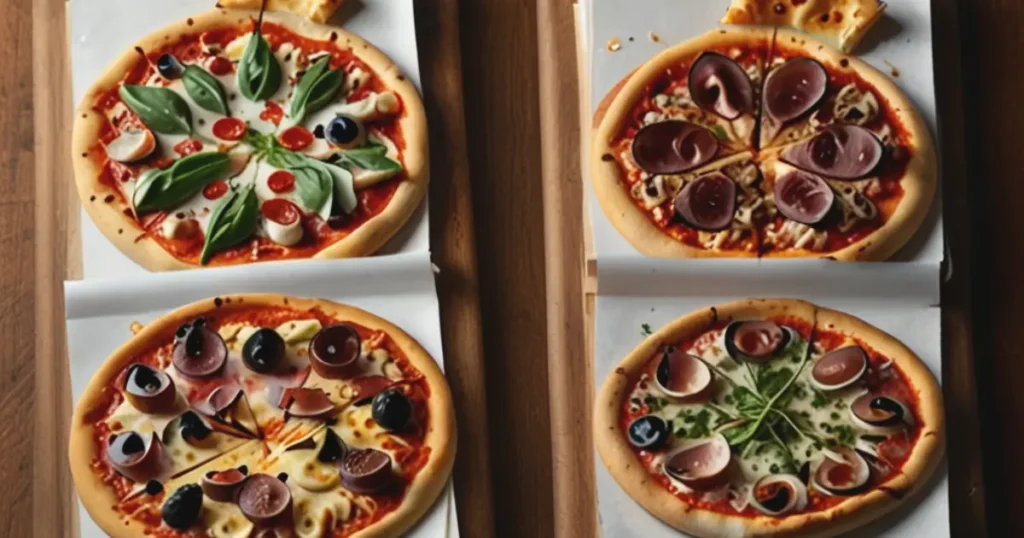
[68, 294, 456, 538]
[218, 0, 344, 23]
[593, 298, 945, 537]
[72, 9, 428, 271]
[722, 0, 887, 52]
[590, 28, 772, 258]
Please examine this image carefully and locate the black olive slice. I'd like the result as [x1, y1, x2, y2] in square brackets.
[627, 415, 669, 450]
[371, 389, 412, 431]
[242, 328, 286, 374]
[317, 429, 348, 463]
[309, 325, 361, 379]
[161, 483, 203, 530]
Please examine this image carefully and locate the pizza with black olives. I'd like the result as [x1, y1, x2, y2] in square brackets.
[69, 294, 455, 538]
[73, 8, 426, 270]
[590, 29, 935, 260]
[594, 299, 944, 537]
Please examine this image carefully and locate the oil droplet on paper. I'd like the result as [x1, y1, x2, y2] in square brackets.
[883, 60, 900, 78]
[607, 37, 622, 52]
[649, 31, 662, 43]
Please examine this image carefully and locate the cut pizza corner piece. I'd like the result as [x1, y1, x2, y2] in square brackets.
[218, 0, 344, 24]
[722, 0, 887, 53]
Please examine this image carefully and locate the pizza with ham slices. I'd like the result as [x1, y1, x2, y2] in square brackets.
[594, 299, 944, 537]
[72, 8, 426, 271]
[69, 295, 455, 538]
[591, 29, 935, 260]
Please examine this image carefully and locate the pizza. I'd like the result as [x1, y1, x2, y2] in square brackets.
[219, 0, 345, 24]
[722, 0, 887, 53]
[72, 8, 426, 270]
[68, 294, 455, 538]
[594, 299, 943, 537]
[590, 29, 935, 260]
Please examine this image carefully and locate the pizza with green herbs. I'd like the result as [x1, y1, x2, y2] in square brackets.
[594, 299, 944, 537]
[72, 8, 426, 270]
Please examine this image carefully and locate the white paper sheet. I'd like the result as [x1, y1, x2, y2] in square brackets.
[591, 260, 948, 537]
[65, 252, 458, 537]
[581, 0, 943, 263]
[69, 0, 429, 278]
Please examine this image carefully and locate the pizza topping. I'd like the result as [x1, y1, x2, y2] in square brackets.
[266, 170, 296, 194]
[813, 447, 871, 495]
[172, 321, 228, 379]
[631, 120, 719, 175]
[213, 117, 247, 141]
[104, 125, 156, 163]
[326, 115, 366, 149]
[810, 345, 868, 391]
[278, 126, 315, 151]
[318, 428, 348, 463]
[123, 363, 177, 414]
[207, 56, 234, 77]
[352, 375, 397, 405]
[156, 53, 185, 80]
[283, 387, 336, 419]
[203, 180, 229, 200]
[238, 474, 293, 524]
[773, 170, 835, 225]
[177, 410, 213, 444]
[723, 320, 791, 362]
[310, 325, 362, 378]
[781, 125, 884, 180]
[687, 52, 754, 120]
[371, 389, 412, 431]
[627, 415, 669, 450]
[161, 483, 204, 530]
[242, 328, 287, 373]
[261, 199, 303, 246]
[106, 431, 168, 483]
[340, 448, 394, 493]
[662, 434, 731, 490]
[764, 58, 828, 124]
[850, 393, 913, 433]
[202, 467, 247, 502]
[673, 172, 736, 231]
[655, 350, 713, 399]
[748, 474, 808, 516]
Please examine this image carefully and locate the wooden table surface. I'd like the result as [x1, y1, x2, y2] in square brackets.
[1, 0, 1018, 537]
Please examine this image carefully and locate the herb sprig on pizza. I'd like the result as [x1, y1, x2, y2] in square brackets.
[594, 299, 943, 537]
[591, 29, 935, 260]
[69, 295, 455, 538]
[73, 8, 426, 270]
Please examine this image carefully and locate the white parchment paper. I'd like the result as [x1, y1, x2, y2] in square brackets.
[69, 0, 429, 278]
[65, 252, 458, 537]
[591, 259, 948, 537]
[580, 0, 943, 264]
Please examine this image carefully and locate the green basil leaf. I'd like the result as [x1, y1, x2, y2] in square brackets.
[119, 85, 193, 135]
[289, 56, 331, 121]
[200, 185, 259, 265]
[339, 143, 401, 172]
[324, 162, 357, 214]
[237, 31, 282, 102]
[183, 65, 229, 115]
[289, 164, 332, 216]
[131, 168, 166, 213]
[133, 152, 231, 213]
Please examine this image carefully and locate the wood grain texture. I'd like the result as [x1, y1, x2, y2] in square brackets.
[457, 2, 555, 537]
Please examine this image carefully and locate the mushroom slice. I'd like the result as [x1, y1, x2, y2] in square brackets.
[723, 321, 792, 363]
[813, 448, 871, 495]
[309, 324, 362, 379]
[105, 125, 156, 163]
[662, 434, 732, 490]
[810, 345, 868, 391]
[654, 350, 713, 399]
[748, 474, 808, 516]
[123, 363, 178, 414]
[850, 393, 913, 434]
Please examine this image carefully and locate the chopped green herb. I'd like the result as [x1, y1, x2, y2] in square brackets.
[830, 412, 841, 421]
[675, 428, 687, 438]
[724, 394, 735, 405]
[641, 323, 653, 336]
[770, 464, 780, 474]
[833, 425, 857, 447]
[643, 395, 665, 413]
[811, 390, 829, 409]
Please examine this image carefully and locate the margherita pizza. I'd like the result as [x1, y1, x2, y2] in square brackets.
[73, 8, 426, 270]
[590, 29, 935, 260]
[69, 295, 455, 538]
[594, 299, 943, 537]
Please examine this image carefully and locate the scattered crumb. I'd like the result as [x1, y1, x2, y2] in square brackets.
[883, 60, 900, 78]
[130, 321, 143, 334]
[607, 37, 622, 52]
[628, 36, 634, 42]
[649, 31, 661, 43]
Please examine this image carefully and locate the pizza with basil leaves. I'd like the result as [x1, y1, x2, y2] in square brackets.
[72, 8, 426, 270]
[590, 29, 935, 260]
[69, 294, 455, 538]
[594, 299, 943, 537]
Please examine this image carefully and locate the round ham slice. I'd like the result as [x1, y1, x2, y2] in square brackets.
[773, 170, 835, 225]
[814, 448, 870, 495]
[655, 350, 713, 399]
[674, 172, 737, 231]
[171, 323, 227, 380]
[780, 125, 884, 180]
[725, 320, 791, 362]
[106, 432, 171, 483]
[340, 449, 394, 493]
[811, 346, 868, 391]
[631, 121, 719, 175]
[238, 474, 292, 524]
[688, 52, 754, 120]
[764, 58, 828, 123]
[663, 435, 732, 490]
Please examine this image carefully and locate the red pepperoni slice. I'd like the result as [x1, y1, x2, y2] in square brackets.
[267, 170, 295, 194]
[203, 180, 229, 200]
[261, 198, 300, 226]
[174, 139, 203, 157]
[208, 57, 233, 76]
[213, 118, 246, 141]
[278, 126, 314, 151]
[260, 102, 284, 126]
